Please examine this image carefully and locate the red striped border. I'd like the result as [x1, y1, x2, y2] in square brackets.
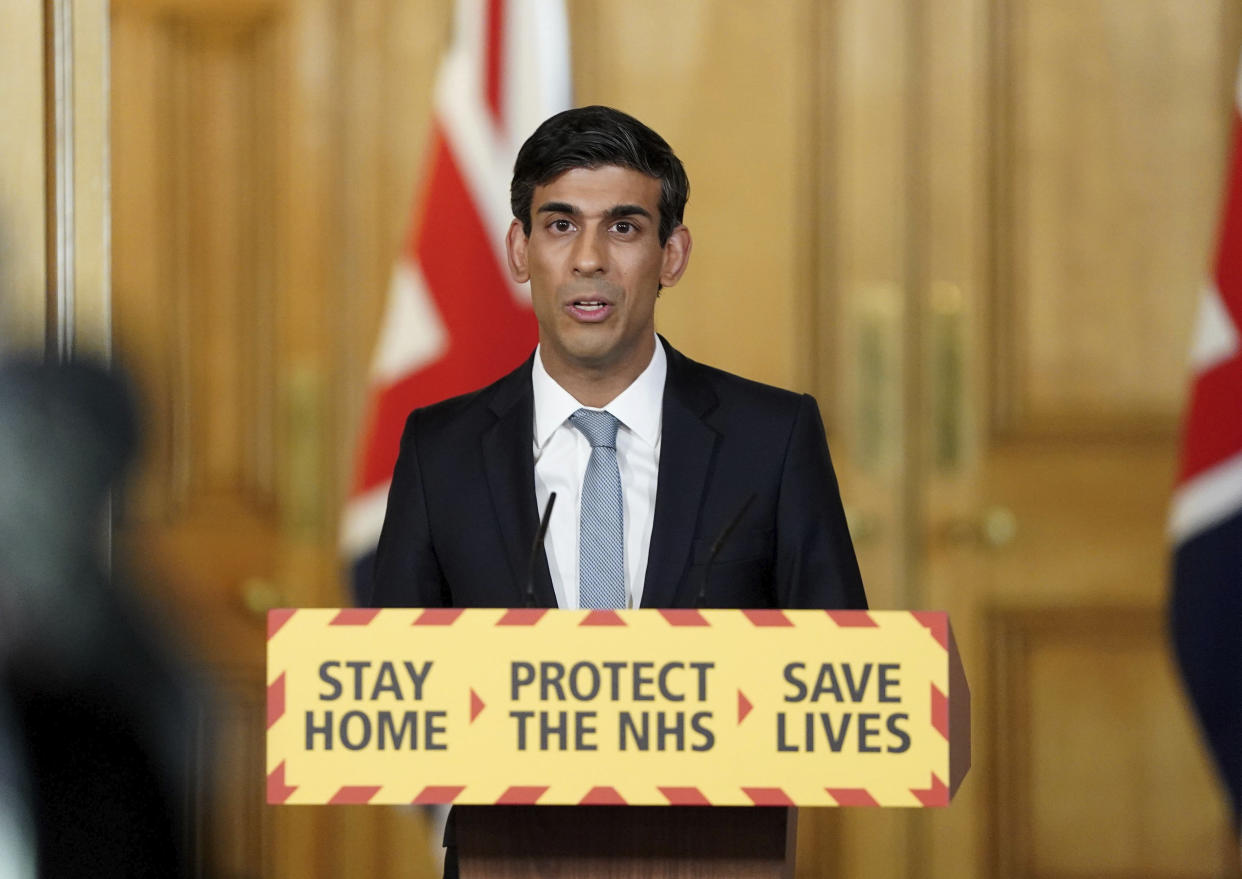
[659, 609, 710, 626]
[580, 610, 626, 626]
[267, 761, 296, 804]
[267, 608, 296, 639]
[911, 611, 949, 650]
[931, 684, 949, 739]
[412, 786, 465, 805]
[413, 608, 464, 625]
[742, 609, 793, 627]
[659, 786, 711, 805]
[329, 786, 382, 805]
[330, 609, 380, 626]
[912, 774, 949, 807]
[743, 787, 794, 806]
[496, 608, 548, 626]
[496, 786, 548, 804]
[827, 610, 878, 627]
[826, 788, 879, 806]
[579, 786, 628, 805]
[266, 673, 286, 730]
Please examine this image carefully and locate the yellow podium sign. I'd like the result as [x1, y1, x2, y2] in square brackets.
[266, 609, 969, 806]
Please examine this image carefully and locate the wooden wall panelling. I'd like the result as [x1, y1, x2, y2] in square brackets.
[274, 0, 332, 552]
[113, 2, 339, 876]
[65, 0, 112, 360]
[824, 0, 914, 621]
[0, 0, 109, 358]
[904, 2, 1242, 876]
[0, 2, 48, 350]
[991, 0, 1235, 437]
[113, 9, 171, 513]
[113, 0, 450, 874]
[114, 5, 285, 632]
[332, 4, 459, 865]
[991, 608, 1239, 879]
[916, 0, 991, 874]
[792, 3, 847, 873]
[978, 17, 1239, 845]
[975, 436, 1237, 874]
[208, 668, 270, 878]
[820, 0, 917, 875]
[273, 2, 444, 875]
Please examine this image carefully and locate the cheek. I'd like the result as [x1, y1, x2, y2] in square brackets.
[527, 277, 563, 323]
[635, 254, 668, 288]
[526, 247, 565, 284]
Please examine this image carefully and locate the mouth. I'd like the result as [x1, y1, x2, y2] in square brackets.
[565, 298, 614, 323]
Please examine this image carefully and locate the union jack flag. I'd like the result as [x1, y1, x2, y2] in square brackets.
[1169, 61, 1242, 827]
[342, 0, 571, 603]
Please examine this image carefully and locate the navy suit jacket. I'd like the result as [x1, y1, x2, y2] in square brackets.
[368, 338, 866, 610]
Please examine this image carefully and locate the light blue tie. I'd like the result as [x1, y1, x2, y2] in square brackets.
[570, 409, 626, 609]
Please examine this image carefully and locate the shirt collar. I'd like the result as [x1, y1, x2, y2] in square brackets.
[532, 336, 667, 449]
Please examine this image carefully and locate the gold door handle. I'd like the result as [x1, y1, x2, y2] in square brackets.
[240, 577, 286, 617]
[939, 506, 1017, 549]
[929, 282, 972, 474]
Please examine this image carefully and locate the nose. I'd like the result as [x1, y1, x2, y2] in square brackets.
[572, 228, 606, 276]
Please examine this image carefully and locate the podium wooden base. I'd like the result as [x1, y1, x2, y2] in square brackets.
[456, 805, 796, 878]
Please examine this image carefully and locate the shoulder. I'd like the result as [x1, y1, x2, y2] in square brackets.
[401, 355, 533, 445]
[663, 339, 815, 426]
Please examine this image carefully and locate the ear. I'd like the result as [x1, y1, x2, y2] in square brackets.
[659, 225, 693, 288]
[506, 219, 530, 283]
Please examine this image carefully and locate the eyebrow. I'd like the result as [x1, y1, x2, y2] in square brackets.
[536, 202, 653, 221]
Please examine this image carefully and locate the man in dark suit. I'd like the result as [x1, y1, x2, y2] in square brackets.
[369, 106, 866, 877]
[369, 105, 865, 613]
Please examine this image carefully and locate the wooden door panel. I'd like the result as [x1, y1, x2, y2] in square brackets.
[113, 6, 283, 627]
[992, 609, 1235, 878]
[994, 0, 1235, 434]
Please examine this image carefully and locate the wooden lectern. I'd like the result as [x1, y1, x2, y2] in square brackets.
[456, 804, 796, 878]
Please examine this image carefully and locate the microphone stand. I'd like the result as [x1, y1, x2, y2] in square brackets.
[524, 492, 557, 608]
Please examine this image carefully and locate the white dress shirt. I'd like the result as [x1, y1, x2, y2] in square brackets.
[532, 338, 666, 609]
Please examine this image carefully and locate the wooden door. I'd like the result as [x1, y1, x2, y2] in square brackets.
[111, 0, 442, 875]
[820, 1, 1242, 877]
[929, 3, 1242, 876]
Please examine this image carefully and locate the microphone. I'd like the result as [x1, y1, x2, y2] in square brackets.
[524, 492, 557, 608]
[695, 492, 757, 608]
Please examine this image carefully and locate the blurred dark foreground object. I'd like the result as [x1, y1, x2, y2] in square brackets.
[0, 358, 204, 879]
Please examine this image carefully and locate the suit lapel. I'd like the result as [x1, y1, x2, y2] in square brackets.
[642, 340, 719, 607]
[482, 358, 557, 608]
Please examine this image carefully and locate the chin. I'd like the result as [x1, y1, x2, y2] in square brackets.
[560, 330, 617, 358]
[565, 347, 618, 370]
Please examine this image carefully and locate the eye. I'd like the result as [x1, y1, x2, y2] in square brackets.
[613, 221, 634, 235]
[551, 219, 573, 233]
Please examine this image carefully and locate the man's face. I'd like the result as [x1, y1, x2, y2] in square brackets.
[506, 165, 691, 382]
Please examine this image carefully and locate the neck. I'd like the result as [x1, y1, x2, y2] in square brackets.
[540, 338, 656, 408]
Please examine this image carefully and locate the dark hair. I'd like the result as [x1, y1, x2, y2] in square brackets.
[510, 105, 689, 246]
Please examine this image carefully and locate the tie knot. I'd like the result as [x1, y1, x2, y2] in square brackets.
[570, 408, 620, 448]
